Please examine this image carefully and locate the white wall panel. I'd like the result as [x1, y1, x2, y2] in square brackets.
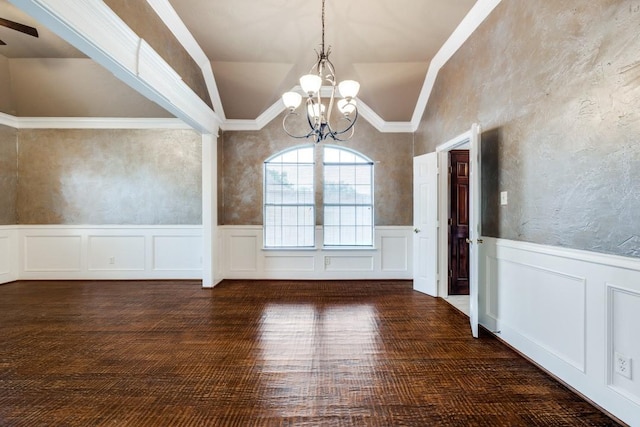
[89, 235, 145, 271]
[221, 226, 412, 280]
[24, 235, 82, 272]
[0, 235, 9, 275]
[499, 260, 586, 372]
[481, 238, 640, 426]
[153, 235, 203, 271]
[0, 227, 18, 284]
[381, 236, 408, 271]
[325, 256, 374, 272]
[18, 226, 202, 280]
[265, 255, 315, 272]
[607, 284, 640, 405]
[229, 235, 258, 272]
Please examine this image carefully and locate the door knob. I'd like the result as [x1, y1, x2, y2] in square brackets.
[465, 238, 472, 244]
[414, 228, 421, 234]
[478, 238, 484, 244]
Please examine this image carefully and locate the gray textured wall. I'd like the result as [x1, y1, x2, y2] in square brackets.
[220, 114, 413, 226]
[17, 129, 202, 225]
[415, 0, 640, 258]
[0, 125, 17, 225]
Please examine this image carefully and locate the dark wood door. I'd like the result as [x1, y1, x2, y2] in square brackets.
[448, 150, 470, 295]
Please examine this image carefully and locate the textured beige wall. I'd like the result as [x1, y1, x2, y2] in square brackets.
[415, 0, 640, 258]
[8, 58, 172, 118]
[0, 56, 14, 115]
[221, 114, 413, 226]
[104, 0, 212, 110]
[17, 129, 202, 225]
[0, 125, 17, 225]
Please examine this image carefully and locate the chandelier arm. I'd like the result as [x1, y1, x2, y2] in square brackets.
[326, 107, 358, 138]
[282, 111, 317, 139]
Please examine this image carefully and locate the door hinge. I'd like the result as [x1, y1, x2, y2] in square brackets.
[448, 166, 453, 174]
[448, 269, 453, 278]
[448, 218, 453, 226]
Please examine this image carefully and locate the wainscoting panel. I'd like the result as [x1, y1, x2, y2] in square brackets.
[220, 226, 412, 280]
[481, 238, 640, 426]
[0, 226, 18, 284]
[607, 284, 640, 406]
[18, 226, 202, 280]
[325, 256, 374, 272]
[24, 235, 82, 272]
[153, 235, 203, 271]
[381, 236, 408, 271]
[88, 235, 145, 271]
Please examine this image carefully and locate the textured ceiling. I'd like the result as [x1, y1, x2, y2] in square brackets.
[0, 0, 477, 122]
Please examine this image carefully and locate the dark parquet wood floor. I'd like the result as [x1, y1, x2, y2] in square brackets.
[0, 280, 621, 426]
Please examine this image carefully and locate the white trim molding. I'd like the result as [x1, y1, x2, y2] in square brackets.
[8, 0, 221, 135]
[480, 237, 640, 426]
[220, 225, 413, 280]
[16, 225, 203, 281]
[0, 112, 191, 130]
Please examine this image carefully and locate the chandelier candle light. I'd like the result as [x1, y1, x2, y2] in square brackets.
[281, 0, 360, 142]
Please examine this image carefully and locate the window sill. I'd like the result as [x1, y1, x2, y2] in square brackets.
[261, 246, 378, 252]
[322, 246, 377, 251]
[262, 247, 317, 252]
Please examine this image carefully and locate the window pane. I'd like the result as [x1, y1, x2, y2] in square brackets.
[322, 146, 374, 247]
[264, 146, 315, 248]
[355, 185, 372, 204]
[355, 165, 370, 184]
[324, 226, 340, 245]
[341, 184, 356, 204]
[324, 206, 339, 225]
[324, 147, 340, 163]
[324, 165, 340, 184]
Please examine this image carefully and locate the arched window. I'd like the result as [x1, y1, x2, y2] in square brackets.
[323, 146, 374, 246]
[263, 146, 315, 247]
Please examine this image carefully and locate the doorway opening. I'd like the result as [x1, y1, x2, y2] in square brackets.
[437, 137, 471, 317]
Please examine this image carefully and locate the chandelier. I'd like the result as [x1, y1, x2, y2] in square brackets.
[281, 0, 360, 142]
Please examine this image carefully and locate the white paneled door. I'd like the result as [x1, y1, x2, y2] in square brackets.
[468, 124, 482, 338]
[413, 153, 438, 296]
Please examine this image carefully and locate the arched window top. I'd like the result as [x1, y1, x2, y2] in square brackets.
[265, 145, 314, 164]
[323, 145, 373, 165]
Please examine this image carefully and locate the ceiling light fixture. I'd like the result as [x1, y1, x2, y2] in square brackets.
[281, 0, 360, 143]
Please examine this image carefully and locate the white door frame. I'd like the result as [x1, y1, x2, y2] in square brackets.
[435, 124, 482, 337]
[436, 130, 470, 298]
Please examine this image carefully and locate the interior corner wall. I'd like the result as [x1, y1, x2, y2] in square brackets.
[220, 112, 414, 226]
[415, 0, 640, 259]
[0, 124, 17, 225]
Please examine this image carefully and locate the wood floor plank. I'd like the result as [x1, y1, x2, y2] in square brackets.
[0, 280, 621, 426]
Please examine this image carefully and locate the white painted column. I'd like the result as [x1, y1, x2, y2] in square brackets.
[201, 131, 221, 287]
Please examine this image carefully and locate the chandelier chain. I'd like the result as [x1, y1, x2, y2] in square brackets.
[321, 0, 326, 54]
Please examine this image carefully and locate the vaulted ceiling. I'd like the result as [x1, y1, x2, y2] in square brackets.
[0, 0, 479, 126]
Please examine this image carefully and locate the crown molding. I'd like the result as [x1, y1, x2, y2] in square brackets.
[410, 0, 503, 131]
[0, 112, 192, 129]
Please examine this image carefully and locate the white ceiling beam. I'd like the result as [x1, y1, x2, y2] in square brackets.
[145, 0, 226, 121]
[8, 0, 221, 135]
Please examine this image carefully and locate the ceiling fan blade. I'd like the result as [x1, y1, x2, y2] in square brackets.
[0, 17, 38, 38]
